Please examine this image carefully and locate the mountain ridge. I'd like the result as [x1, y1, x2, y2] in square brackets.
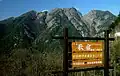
[0, 8, 117, 21]
[0, 7, 116, 52]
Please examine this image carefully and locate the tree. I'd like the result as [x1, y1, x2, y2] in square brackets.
[111, 39, 120, 75]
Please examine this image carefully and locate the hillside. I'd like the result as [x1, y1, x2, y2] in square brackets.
[0, 8, 116, 53]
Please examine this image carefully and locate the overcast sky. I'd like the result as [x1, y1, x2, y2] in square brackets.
[0, 0, 119, 20]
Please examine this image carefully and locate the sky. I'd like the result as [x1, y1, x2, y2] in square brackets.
[0, 0, 120, 20]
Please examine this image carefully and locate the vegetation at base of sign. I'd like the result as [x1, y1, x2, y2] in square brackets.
[109, 13, 120, 75]
[0, 48, 63, 76]
[0, 48, 109, 76]
[0, 48, 115, 76]
[110, 38, 120, 76]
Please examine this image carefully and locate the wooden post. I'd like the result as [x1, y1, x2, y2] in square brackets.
[104, 30, 109, 76]
[63, 28, 68, 76]
[68, 42, 72, 69]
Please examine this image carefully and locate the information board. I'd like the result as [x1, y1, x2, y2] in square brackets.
[72, 41, 104, 68]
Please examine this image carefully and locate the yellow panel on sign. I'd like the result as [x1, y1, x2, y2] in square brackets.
[72, 42, 103, 52]
[72, 61, 103, 67]
[72, 41, 104, 68]
[72, 52, 103, 60]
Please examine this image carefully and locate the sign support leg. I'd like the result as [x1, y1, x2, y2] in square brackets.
[104, 30, 109, 76]
[63, 28, 68, 76]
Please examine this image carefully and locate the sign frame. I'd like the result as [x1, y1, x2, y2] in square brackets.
[52, 28, 115, 76]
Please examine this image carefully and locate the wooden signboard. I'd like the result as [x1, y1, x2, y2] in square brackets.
[72, 41, 104, 68]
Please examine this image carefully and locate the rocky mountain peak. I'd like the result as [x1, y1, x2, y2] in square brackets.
[84, 10, 115, 20]
[0, 7, 117, 50]
[83, 10, 116, 37]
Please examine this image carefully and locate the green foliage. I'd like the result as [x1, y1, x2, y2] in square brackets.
[110, 38, 120, 75]
[109, 12, 120, 31]
[0, 48, 63, 76]
[0, 48, 107, 76]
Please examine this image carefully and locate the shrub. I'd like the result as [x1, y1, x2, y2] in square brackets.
[0, 48, 63, 76]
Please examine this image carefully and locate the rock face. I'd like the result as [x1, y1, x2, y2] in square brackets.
[0, 10, 45, 49]
[35, 8, 90, 43]
[83, 10, 116, 37]
[0, 8, 116, 51]
[35, 8, 91, 51]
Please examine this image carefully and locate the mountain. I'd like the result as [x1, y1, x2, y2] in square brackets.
[35, 8, 91, 51]
[0, 7, 116, 52]
[83, 10, 116, 37]
[0, 10, 47, 52]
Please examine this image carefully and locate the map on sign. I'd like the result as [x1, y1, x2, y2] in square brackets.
[72, 41, 104, 68]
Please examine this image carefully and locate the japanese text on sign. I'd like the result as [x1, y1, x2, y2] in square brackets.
[72, 41, 104, 68]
